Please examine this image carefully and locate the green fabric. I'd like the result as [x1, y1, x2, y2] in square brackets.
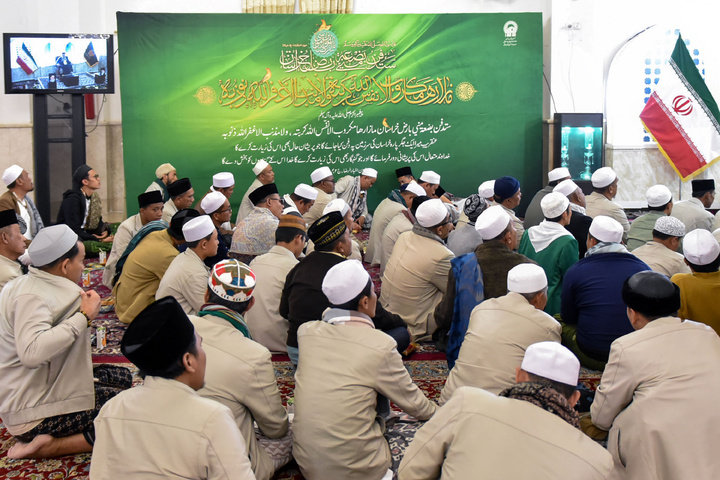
[560, 322, 606, 372]
[518, 231, 578, 316]
[627, 211, 665, 252]
[198, 304, 252, 339]
[83, 240, 112, 253]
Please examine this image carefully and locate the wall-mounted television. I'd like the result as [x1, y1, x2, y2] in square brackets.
[3, 33, 114, 94]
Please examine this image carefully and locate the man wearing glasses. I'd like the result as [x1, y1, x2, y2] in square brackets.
[230, 183, 283, 264]
[303, 166, 337, 226]
[57, 165, 114, 243]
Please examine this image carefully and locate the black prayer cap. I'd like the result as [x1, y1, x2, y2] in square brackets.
[72, 165, 93, 187]
[249, 183, 279, 206]
[622, 271, 681, 318]
[121, 297, 195, 376]
[168, 208, 200, 240]
[0, 209, 18, 228]
[410, 195, 430, 216]
[138, 191, 163, 209]
[308, 211, 346, 246]
[691, 178, 715, 194]
[168, 178, 192, 197]
[395, 166, 413, 178]
[436, 185, 446, 197]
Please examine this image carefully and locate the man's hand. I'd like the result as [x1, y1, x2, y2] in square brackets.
[80, 290, 102, 321]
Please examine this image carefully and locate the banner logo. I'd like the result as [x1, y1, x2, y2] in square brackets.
[672, 95, 693, 116]
[503, 21, 518, 47]
[310, 20, 339, 58]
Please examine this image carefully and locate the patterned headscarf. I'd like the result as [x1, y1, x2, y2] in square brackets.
[499, 381, 580, 429]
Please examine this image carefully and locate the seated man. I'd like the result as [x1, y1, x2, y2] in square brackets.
[417, 170, 441, 197]
[145, 163, 176, 203]
[440, 264, 560, 403]
[199, 191, 232, 267]
[518, 192, 579, 316]
[400, 342, 613, 479]
[334, 167, 377, 230]
[102, 191, 164, 288]
[90, 297, 256, 479]
[162, 177, 195, 223]
[320, 198, 362, 260]
[0, 210, 25, 289]
[493, 176, 524, 247]
[379, 195, 428, 273]
[56, 165, 113, 243]
[478, 179, 495, 202]
[561, 216, 649, 370]
[446, 194, 488, 257]
[671, 178, 714, 233]
[294, 260, 437, 480]
[196, 172, 235, 216]
[237, 160, 275, 224]
[156, 215, 218, 315]
[367, 181, 424, 265]
[113, 209, 198, 324]
[1, 165, 44, 245]
[303, 166, 336, 226]
[626, 184, 673, 251]
[553, 179, 592, 259]
[523, 167, 571, 230]
[0, 225, 131, 459]
[395, 166, 415, 185]
[592, 271, 720, 480]
[381, 198, 455, 341]
[230, 183, 283, 264]
[247, 213, 307, 353]
[281, 212, 408, 364]
[192, 260, 291, 480]
[282, 183, 317, 216]
[671, 228, 720, 335]
[632, 216, 690, 277]
[584, 167, 630, 242]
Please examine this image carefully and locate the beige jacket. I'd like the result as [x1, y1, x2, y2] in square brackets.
[380, 212, 413, 273]
[502, 204, 524, 245]
[592, 317, 720, 480]
[631, 241, 690, 278]
[366, 197, 405, 265]
[236, 178, 263, 225]
[440, 292, 561, 404]
[0, 255, 22, 290]
[102, 213, 143, 288]
[247, 245, 299, 353]
[156, 248, 209, 315]
[113, 230, 179, 324]
[191, 314, 288, 480]
[399, 386, 613, 480]
[0, 267, 93, 431]
[585, 192, 630, 241]
[672, 198, 713, 233]
[381, 230, 453, 340]
[161, 198, 178, 224]
[294, 320, 436, 480]
[90, 376, 257, 480]
[302, 188, 336, 227]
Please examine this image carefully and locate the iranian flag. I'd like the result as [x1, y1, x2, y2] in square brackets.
[640, 34, 720, 180]
[16, 42, 39, 74]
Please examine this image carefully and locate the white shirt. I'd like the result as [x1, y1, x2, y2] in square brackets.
[14, 193, 32, 240]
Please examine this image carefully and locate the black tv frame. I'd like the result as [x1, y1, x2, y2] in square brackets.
[3, 33, 114, 94]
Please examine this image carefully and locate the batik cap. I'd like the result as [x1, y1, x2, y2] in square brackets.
[208, 259, 256, 303]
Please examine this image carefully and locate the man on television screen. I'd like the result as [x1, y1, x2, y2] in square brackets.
[95, 68, 106, 85]
[47, 74, 57, 89]
[56, 52, 72, 76]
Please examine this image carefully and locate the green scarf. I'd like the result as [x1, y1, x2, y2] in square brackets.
[387, 188, 407, 208]
[198, 303, 252, 338]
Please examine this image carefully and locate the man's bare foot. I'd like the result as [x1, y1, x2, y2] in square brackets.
[7, 434, 55, 459]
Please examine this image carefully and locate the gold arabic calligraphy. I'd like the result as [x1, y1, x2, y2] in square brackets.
[279, 49, 396, 72]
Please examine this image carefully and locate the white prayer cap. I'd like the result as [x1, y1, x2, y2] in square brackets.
[322, 259, 371, 305]
[654, 216, 685, 238]
[201, 191, 226, 214]
[311, 166, 333, 183]
[294, 183, 318, 200]
[2, 165, 23, 186]
[252, 160, 270, 176]
[553, 179, 579, 198]
[416, 198, 448, 228]
[361, 168, 378, 178]
[548, 167, 570, 182]
[419, 170, 441, 184]
[28, 224, 78, 267]
[645, 185, 672, 207]
[521, 341, 580, 386]
[589, 215, 623, 243]
[507, 263, 547, 294]
[541, 192, 570, 219]
[403, 180, 426, 197]
[591, 167, 617, 188]
[683, 229, 720, 266]
[323, 198, 350, 217]
[475, 205, 511, 240]
[713, 228, 720, 245]
[213, 172, 234, 188]
[155, 163, 175, 178]
[182, 215, 215, 243]
[478, 180, 495, 198]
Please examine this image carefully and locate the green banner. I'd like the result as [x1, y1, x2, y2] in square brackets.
[117, 12, 542, 213]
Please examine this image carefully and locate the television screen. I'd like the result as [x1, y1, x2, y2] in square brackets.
[3, 33, 114, 94]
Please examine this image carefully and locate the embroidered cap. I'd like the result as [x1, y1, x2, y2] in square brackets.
[209, 259, 256, 303]
[653, 216, 685, 238]
[308, 211, 346, 247]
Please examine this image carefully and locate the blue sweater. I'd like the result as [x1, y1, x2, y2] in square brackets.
[561, 252, 649, 359]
